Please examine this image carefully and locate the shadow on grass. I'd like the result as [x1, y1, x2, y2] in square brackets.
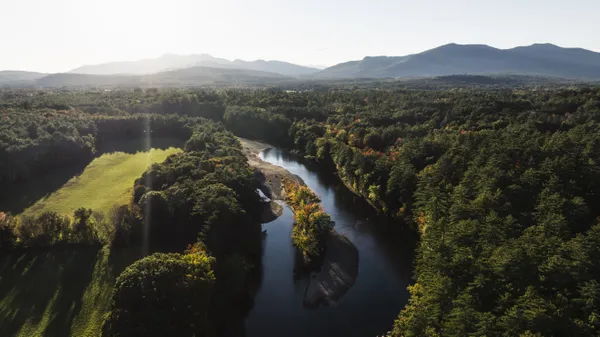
[0, 137, 186, 215]
[97, 137, 186, 155]
[0, 162, 90, 215]
[0, 247, 143, 337]
[0, 248, 97, 336]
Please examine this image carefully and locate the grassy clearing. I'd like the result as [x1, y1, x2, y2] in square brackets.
[21, 148, 181, 218]
[0, 247, 143, 337]
[0, 147, 181, 336]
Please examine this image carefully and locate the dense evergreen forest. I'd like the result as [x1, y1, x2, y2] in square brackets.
[2, 84, 600, 336]
[0, 99, 264, 335]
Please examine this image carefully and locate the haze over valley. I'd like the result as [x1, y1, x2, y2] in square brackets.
[3, 43, 600, 88]
[3, 0, 600, 337]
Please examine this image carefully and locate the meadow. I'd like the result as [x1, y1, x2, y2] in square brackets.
[21, 147, 181, 218]
[0, 247, 143, 337]
[0, 146, 181, 337]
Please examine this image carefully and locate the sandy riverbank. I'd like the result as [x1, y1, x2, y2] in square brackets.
[239, 137, 359, 307]
[238, 138, 304, 222]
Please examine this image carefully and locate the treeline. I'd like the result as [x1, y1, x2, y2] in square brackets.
[103, 121, 264, 337]
[102, 249, 215, 336]
[4, 87, 600, 336]
[0, 105, 266, 335]
[0, 91, 266, 336]
[207, 87, 600, 336]
[0, 206, 133, 250]
[223, 105, 292, 146]
[131, 121, 262, 255]
[102, 247, 216, 337]
[0, 109, 97, 186]
[389, 123, 600, 336]
[0, 89, 224, 117]
[0, 88, 229, 188]
[283, 180, 334, 269]
[0, 110, 193, 188]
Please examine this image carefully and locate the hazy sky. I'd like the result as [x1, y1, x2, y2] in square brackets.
[2, 0, 600, 72]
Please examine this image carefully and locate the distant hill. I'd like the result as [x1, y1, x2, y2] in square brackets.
[0, 71, 46, 87]
[69, 54, 320, 77]
[231, 59, 320, 76]
[5, 43, 600, 88]
[315, 43, 600, 80]
[142, 66, 292, 86]
[68, 54, 230, 75]
[36, 66, 293, 88]
[36, 73, 140, 87]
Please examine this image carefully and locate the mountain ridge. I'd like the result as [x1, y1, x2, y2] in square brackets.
[316, 43, 600, 79]
[68, 54, 320, 77]
[32, 66, 294, 88]
[4, 43, 600, 87]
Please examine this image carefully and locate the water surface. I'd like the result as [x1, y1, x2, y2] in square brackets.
[245, 148, 416, 337]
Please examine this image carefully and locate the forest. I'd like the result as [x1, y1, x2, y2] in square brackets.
[1, 84, 600, 336]
[0, 100, 264, 335]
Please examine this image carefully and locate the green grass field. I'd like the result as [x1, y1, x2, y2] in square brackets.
[0, 147, 181, 337]
[21, 147, 181, 218]
[0, 247, 143, 337]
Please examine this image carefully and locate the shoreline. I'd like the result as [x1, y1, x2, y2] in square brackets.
[238, 137, 305, 222]
[239, 137, 359, 307]
[238, 137, 305, 200]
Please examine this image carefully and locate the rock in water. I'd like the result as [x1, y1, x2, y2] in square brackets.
[304, 232, 359, 307]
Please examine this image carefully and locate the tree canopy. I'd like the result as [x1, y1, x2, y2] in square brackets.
[102, 250, 216, 337]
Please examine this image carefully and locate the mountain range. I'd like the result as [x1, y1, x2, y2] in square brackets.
[68, 54, 321, 77]
[2, 43, 600, 87]
[34, 66, 294, 88]
[316, 43, 600, 79]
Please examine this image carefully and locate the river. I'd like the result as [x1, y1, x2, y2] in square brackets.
[245, 148, 416, 337]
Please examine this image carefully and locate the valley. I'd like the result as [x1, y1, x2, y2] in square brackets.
[1, 85, 600, 336]
[3, 0, 600, 335]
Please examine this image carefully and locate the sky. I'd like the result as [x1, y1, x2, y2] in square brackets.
[2, 0, 600, 73]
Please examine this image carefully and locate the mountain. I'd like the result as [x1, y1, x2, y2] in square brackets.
[306, 64, 328, 70]
[36, 66, 293, 88]
[7, 43, 600, 88]
[68, 54, 230, 75]
[142, 66, 291, 86]
[69, 54, 320, 77]
[508, 43, 600, 67]
[36, 73, 139, 87]
[316, 43, 600, 80]
[0, 71, 46, 87]
[231, 59, 320, 76]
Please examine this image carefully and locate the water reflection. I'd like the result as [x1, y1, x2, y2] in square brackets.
[245, 148, 416, 337]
